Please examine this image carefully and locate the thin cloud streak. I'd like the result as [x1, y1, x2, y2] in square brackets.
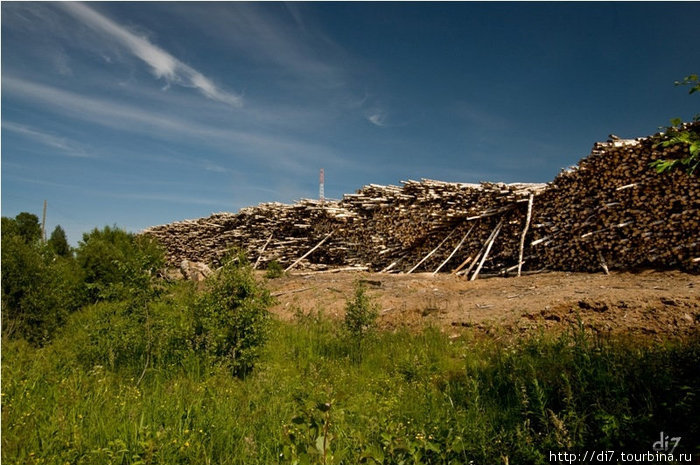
[58, 2, 242, 107]
[3, 77, 349, 173]
[6, 174, 231, 208]
[2, 121, 92, 158]
[176, 3, 343, 85]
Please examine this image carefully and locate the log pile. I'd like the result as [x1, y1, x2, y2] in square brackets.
[335, 180, 545, 274]
[530, 123, 700, 272]
[142, 123, 699, 275]
[142, 200, 356, 270]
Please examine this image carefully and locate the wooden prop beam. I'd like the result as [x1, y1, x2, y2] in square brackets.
[253, 233, 274, 270]
[434, 223, 475, 275]
[285, 230, 335, 272]
[469, 218, 504, 281]
[517, 193, 534, 277]
[407, 227, 457, 274]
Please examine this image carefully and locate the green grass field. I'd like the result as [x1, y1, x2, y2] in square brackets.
[3, 290, 699, 465]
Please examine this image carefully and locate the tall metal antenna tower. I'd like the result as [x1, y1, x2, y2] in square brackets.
[319, 168, 325, 202]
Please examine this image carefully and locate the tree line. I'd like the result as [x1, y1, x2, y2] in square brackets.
[1, 212, 164, 345]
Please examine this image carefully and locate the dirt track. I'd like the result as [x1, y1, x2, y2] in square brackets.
[264, 270, 699, 338]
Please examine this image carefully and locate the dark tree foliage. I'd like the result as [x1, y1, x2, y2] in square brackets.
[48, 225, 71, 257]
[1, 214, 84, 345]
[7, 212, 42, 244]
[75, 225, 164, 302]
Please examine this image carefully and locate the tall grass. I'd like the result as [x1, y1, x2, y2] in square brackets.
[3, 306, 698, 465]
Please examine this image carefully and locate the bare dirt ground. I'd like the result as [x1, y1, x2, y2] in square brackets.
[264, 270, 699, 339]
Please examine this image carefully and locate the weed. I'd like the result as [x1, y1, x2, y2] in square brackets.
[344, 281, 379, 339]
[265, 260, 284, 279]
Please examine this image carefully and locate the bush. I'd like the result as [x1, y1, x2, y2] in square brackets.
[344, 281, 379, 340]
[265, 260, 284, 279]
[64, 285, 196, 373]
[76, 226, 164, 302]
[1, 225, 84, 345]
[193, 253, 274, 376]
[60, 253, 273, 378]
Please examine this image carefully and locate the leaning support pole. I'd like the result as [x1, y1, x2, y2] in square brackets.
[452, 255, 474, 275]
[469, 218, 504, 281]
[460, 218, 503, 278]
[597, 251, 610, 275]
[517, 193, 534, 277]
[381, 254, 407, 273]
[253, 233, 274, 270]
[434, 223, 475, 275]
[285, 230, 335, 272]
[407, 227, 457, 274]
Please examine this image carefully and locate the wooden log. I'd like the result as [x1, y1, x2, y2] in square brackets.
[285, 230, 335, 272]
[407, 227, 458, 274]
[433, 223, 476, 275]
[382, 254, 407, 273]
[597, 251, 610, 275]
[517, 193, 534, 277]
[452, 255, 474, 275]
[470, 219, 504, 281]
[253, 233, 274, 269]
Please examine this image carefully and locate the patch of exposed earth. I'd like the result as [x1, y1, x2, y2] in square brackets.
[263, 270, 699, 339]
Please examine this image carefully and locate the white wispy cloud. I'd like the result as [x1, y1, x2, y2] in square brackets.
[367, 111, 387, 127]
[2, 121, 91, 157]
[3, 77, 347, 173]
[58, 2, 242, 107]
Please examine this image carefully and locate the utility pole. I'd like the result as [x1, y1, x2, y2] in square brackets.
[41, 200, 47, 242]
[319, 168, 325, 203]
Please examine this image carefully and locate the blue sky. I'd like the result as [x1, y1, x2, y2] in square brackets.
[2, 2, 699, 245]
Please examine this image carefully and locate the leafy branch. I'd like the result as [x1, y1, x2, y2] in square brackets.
[650, 74, 699, 175]
[650, 121, 700, 175]
[675, 74, 699, 94]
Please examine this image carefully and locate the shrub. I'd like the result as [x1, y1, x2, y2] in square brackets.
[60, 253, 274, 378]
[193, 253, 274, 376]
[265, 260, 284, 279]
[76, 226, 164, 302]
[344, 281, 379, 340]
[1, 226, 84, 345]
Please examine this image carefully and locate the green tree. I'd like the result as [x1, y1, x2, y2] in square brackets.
[193, 252, 273, 376]
[5, 212, 42, 244]
[1, 220, 84, 345]
[48, 225, 71, 257]
[76, 226, 164, 302]
[344, 281, 379, 340]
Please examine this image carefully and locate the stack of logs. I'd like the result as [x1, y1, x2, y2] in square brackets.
[142, 123, 699, 276]
[530, 123, 700, 272]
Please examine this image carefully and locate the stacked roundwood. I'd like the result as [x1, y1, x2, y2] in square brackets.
[530, 122, 699, 272]
[143, 200, 357, 269]
[143, 180, 545, 274]
[142, 123, 699, 275]
[336, 180, 545, 273]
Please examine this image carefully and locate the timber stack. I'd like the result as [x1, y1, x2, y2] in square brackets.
[142, 123, 699, 276]
[530, 122, 699, 272]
